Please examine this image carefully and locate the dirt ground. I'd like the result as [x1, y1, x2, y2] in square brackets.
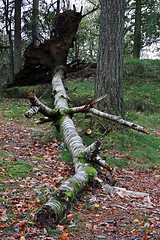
[0, 111, 160, 240]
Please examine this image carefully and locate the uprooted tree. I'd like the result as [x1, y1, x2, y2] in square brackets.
[25, 66, 149, 225]
[17, 7, 150, 225]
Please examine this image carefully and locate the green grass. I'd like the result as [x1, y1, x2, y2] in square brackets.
[66, 78, 94, 106]
[0, 158, 35, 179]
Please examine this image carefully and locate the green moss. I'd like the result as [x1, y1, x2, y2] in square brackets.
[82, 166, 97, 182]
[77, 152, 87, 164]
[51, 108, 59, 115]
[60, 108, 74, 117]
[69, 179, 82, 194]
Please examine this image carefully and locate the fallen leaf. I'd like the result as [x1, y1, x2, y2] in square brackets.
[0, 215, 8, 222]
[60, 231, 69, 239]
[56, 225, 64, 231]
[94, 203, 99, 208]
[67, 213, 73, 221]
[86, 223, 92, 229]
[132, 219, 139, 224]
[93, 225, 99, 231]
[144, 222, 150, 228]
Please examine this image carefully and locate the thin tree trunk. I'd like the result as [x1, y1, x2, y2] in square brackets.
[95, 0, 125, 117]
[14, 0, 22, 73]
[9, 24, 14, 83]
[3, 0, 14, 83]
[32, 0, 39, 46]
[133, 0, 142, 59]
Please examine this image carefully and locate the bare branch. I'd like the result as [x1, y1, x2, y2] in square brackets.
[89, 108, 149, 134]
[35, 117, 52, 124]
[25, 90, 53, 118]
[82, 5, 99, 18]
[94, 94, 108, 104]
[25, 106, 40, 118]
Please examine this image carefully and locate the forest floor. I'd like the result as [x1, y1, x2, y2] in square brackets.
[0, 99, 160, 240]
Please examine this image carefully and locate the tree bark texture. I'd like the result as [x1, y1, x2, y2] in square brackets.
[32, 0, 39, 46]
[133, 0, 142, 59]
[14, 0, 22, 74]
[3, 0, 14, 83]
[35, 68, 97, 225]
[10, 10, 82, 87]
[95, 0, 125, 117]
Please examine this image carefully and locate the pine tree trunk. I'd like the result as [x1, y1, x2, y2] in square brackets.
[95, 0, 124, 117]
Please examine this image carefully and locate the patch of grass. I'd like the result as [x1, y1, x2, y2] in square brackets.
[66, 78, 94, 106]
[0, 84, 51, 99]
[124, 59, 160, 112]
[45, 227, 61, 236]
[0, 158, 36, 179]
[59, 144, 73, 165]
[103, 128, 160, 168]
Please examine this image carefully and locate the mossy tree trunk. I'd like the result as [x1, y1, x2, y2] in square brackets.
[25, 67, 148, 225]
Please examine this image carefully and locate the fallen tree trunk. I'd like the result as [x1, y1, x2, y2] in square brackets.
[25, 66, 149, 225]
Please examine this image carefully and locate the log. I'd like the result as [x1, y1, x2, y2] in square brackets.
[26, 68, 98, 225]
[25, 67, 149, 225]
[103, 184, 149, 198]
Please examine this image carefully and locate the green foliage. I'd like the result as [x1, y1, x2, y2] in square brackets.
[124, 0, 160, 57]
[68, 11, 100, 62]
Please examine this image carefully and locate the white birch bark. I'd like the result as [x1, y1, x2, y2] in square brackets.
[36, 68, 97, 224]
[25, 67, 149, 225]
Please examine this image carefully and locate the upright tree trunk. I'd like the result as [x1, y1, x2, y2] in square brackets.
[3, 0, 14, 83]
[14, 0, 22, 74]
[133, 0, 142, 59]
[95, 0, 125, 117]
[57, 0, 60, 14]
[32, 0, 39, 46]
[8, 23, 14, 83]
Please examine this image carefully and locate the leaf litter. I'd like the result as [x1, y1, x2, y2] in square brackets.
[0, 101, 160, 239]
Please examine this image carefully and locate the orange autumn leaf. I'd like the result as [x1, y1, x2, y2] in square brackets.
[67, 214, 73, 221]
[93, 225, 99, 231]
[94, 203, 99, 208]
[19, 221, 27, 230]
[60, 231, 69, 240]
